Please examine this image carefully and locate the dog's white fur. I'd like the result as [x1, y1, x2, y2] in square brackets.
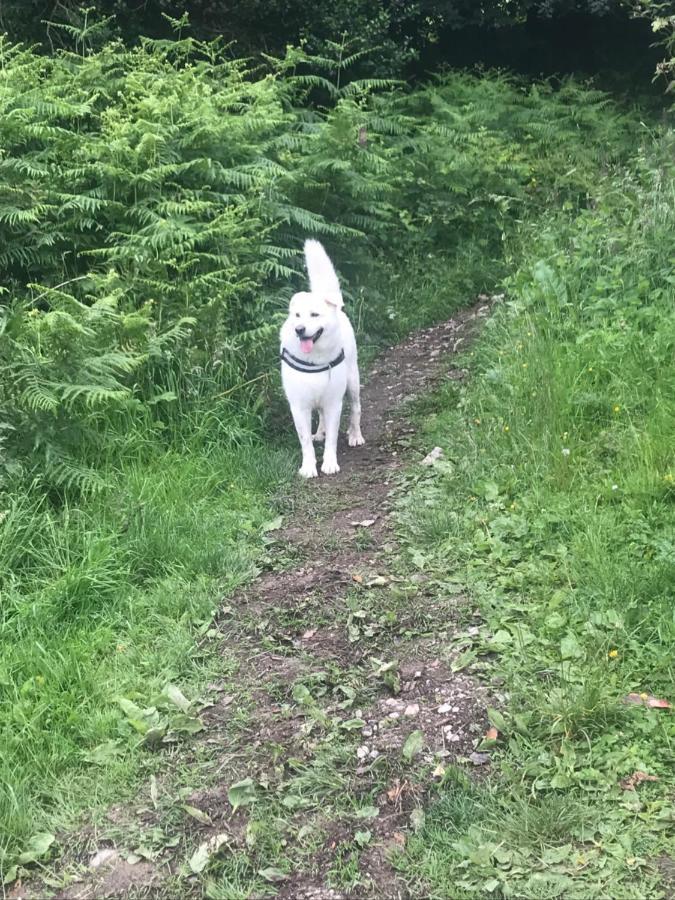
[280, 240, 364, 478]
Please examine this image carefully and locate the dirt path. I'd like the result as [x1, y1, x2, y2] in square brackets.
[13, 301, 494, 900]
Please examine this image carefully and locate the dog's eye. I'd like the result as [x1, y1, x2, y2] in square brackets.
[310, 312, 319, 318]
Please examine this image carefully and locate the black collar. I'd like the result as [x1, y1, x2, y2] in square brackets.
[281, 347, 345, 373]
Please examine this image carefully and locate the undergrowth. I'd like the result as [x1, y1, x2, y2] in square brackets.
[395, 132, 674, 898]
[0, 23, 667, 889]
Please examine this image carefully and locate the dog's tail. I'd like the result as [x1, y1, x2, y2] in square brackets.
[304, 239, 343, 308]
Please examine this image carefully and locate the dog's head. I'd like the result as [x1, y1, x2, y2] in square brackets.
[287, 290, 342, 355]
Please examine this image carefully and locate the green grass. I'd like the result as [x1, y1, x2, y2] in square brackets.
[0, 33, 670, 892]
[0, 435, 295, 872]
[394, 134, 675, 897]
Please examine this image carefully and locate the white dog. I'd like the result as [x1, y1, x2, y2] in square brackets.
[280, 240, 364, 478]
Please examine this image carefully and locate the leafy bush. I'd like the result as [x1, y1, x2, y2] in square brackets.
[0, 34, 642, 494]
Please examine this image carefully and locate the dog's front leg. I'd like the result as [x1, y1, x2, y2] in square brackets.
[320, 401, 343, 475]
[291, 404, 318, 478]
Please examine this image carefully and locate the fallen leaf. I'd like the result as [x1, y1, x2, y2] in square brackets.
[261, 516, 283, 532]
[392, 832, 406, 847]
[182, 804, 213, 825]
[402, 729, 424, 763]
[624, 693, 671, 709]
[1, 865, 18, 885]
[302, 628, 317, 640]
[366, 575, 389, 587]
[386, 780, 404, 803]
[410, 808, 425, 833]
[18, 833, 56, 865]
[477, 726, 498, 751]
[620, 771, 659, 791]
[355, 805, 379, 819]
[352, 574, 364, 584]
[259, 867, 287, 883]
[351, 518, 377, 528]
[228, 777, 256, 812]
[189, 834, 229, 873]
[354, 830, 372, 847]
[165, 683, 192, 713]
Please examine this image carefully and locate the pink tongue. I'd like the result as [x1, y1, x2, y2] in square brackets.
[300, 338, 314, 354]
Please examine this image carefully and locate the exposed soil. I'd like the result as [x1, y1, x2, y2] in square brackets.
[10, 301, 495, 900]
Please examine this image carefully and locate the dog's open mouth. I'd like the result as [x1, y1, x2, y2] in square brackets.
[299, 327, 323, 354]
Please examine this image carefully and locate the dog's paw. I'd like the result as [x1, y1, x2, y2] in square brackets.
[312, 431, 325, 443]
[299, 462, 318, 478]
[348, 430, 365, 447]
[320, 458, 340, 475]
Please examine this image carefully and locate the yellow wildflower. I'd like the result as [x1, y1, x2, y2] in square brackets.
[608, 649, 618, 659]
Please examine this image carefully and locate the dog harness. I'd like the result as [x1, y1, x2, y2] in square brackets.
[281, 347, 345, 373]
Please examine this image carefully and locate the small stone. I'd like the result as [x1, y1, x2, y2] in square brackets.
[357, 745, 369, 760]
[421, 446, 443, 466]
[404, 703, 420, 717]
[362, 726, 373, 737]
[369, 749, 379, 759]
[90, 848, 119, 869]
[388, 712, 400, 719]
[437, 702, 452, 714]
[414, 671, 422, 679]
[469, 751, 491, 766]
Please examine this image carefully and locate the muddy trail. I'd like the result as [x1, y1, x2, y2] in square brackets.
[13, 301, 496, 900]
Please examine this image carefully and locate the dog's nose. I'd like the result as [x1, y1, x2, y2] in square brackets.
[295, 325, 306, 337]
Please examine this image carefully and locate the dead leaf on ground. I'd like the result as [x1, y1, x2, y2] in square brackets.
[392, 832, 406, 847]
[352, 574, 364, 584]
[302, 628, 317, 640]
[485, 726, 498, 741]
[386, 779, 409, 803]
[366, 575, 388, 587]
[351, 518, 377, 528]
[623, 693, 671, 709]
[620, 771, 659, 791]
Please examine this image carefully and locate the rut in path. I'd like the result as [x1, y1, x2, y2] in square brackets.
[14, 301, 494, 900]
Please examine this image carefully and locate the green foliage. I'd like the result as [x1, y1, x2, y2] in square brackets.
[0, 1, 635, 67]
[395, 132, 674, 898]
[0, 35, 640, 495]
[0, 30, 661, 880]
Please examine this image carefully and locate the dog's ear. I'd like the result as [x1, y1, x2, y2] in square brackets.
[324, 292, 344, 310]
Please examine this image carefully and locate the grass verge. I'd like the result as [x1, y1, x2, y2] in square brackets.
[0, 436, 295, 876]
[394, 135, 674, 897]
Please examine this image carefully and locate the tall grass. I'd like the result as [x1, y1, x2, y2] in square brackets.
[396, 131, 674, 898]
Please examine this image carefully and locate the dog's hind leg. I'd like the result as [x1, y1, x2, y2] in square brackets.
[291, 405, 318, 478]
[320, 401, 343, 475]
[346, 366, 365, 447]
[313, 411, 326, 443]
